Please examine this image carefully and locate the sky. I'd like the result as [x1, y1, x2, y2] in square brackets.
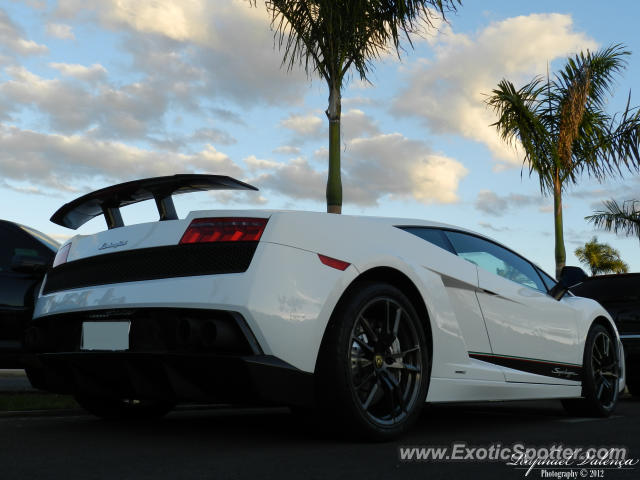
[1, 0, 640, 276]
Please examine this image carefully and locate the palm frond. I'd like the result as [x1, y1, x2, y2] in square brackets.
[262, 0, 460, 87]
[486, 78, 555, 192]
[586, 199, 640, 239]
[574, 235, 629, 275]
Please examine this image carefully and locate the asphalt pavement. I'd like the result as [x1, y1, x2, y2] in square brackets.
[1, 396, 640, 480]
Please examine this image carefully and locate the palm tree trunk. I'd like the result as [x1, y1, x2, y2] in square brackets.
[553, 171, 566, 279]
[326, 83, 342, 214]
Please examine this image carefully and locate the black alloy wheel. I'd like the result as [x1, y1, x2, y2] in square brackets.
[316, 281, 430, 440]
[562, 323, 620, 417]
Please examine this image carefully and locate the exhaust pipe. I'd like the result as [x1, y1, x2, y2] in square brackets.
[176, 318, 219, 350]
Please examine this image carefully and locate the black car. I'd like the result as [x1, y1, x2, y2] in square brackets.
[570, 273, 640, 395]
[0, 220, 58, 368]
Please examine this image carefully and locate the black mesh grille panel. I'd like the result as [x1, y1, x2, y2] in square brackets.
[42, 242, 258, 294]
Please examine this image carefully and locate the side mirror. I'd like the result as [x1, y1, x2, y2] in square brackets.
[11, 254, 50, 274]
[549, 266, 588, 301]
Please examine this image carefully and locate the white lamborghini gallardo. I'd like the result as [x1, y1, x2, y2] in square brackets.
[25, 175, 624, 439]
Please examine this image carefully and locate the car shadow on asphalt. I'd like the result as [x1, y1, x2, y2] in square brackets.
[23, 398, 591, 445]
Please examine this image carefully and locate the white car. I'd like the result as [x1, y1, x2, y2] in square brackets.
[26, 175, 624, 439]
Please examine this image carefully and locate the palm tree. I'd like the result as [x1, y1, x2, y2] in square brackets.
[486, 44, 640, 278]
[258, 0, 460, 213]
[587, 199, 640, 238]
[575, 236, 629, 275]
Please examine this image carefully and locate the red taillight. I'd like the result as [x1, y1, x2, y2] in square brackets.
[180, 218, 268, 244]
[318, 254, 350, 271]
[53, 243, 71, 268]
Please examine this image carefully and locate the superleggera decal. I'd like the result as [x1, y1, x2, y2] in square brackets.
[468, 351, 582, 381]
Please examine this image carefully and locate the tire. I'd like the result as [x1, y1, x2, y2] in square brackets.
[316, 281, 430, 440]
[625, 361, 639, 396]
[74, 395, 175, 420]
[562, 324, 620, 417]
[24, 366, 46, 390]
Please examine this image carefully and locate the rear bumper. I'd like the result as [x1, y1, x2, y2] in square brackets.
[34, 241, 358, 373]
[24, 306, 316, 406]
[25, 351, 314, 407]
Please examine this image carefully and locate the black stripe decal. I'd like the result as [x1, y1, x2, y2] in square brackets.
[469, 352, 582, 381]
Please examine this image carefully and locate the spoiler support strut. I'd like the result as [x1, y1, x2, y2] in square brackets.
[155, 195, 178, 222]
[102, 205, 124, 230]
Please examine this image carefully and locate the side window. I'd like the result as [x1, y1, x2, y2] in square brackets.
[537, 268, 557, 291]
[399, 227, 455, 254]
[444, 230, 547, 292]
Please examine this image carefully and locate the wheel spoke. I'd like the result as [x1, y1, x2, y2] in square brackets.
[381, 371, 408, 417]
[389, 346, 420, 358]
[359, 316, 378, 343]
[387, 360, 421, 373]
[352, 356, 373, 368]
[596, 378, 605, 399]
[352, 336, 374, 355]
[378, 372, 398, 422]
[392, 308, 402, 338]
[602, 336, 610, 357]
[593, 343, 603, 361]
[362, 382, 379, 410]
[355, 371, 376, 390]
[385, 300, 391, 335]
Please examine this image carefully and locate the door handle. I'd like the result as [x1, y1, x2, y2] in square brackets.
[481, 288, 498, 296]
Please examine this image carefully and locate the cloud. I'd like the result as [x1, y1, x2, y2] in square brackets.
[47, 232, 73, 243]
[566, 228, 594, 246]
[342, 96, 374, 108]
[149, 127, 237, 152]
[0, 66, 170, 138]
[209, 190, 268, 206]
[249, 156, 327, 202]
[0, 124, 245, 193]
[475, 190, 546, 216]
[250, 133, 467, 206]
[55, 0, 308, 106]
[345, 134, 467, 205]
[478, 222, 511, 233]
[341, 109, 380, 140]
[56, 0, 211, 45]
[280, 113, 324, 137]
[272, 145, 301, 155]
[46, 23, 75, 40]
[190, 127, 236, 146]
[392, 13, 597, 168]
[49, 62, 107, 82]
[209, 107, 246, 126]
[313, 147, 328, 160]
[279, 109, 380, 144]
[0, 8, 48, 56]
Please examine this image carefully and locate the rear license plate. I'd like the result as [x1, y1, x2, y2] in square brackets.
[81, 321, 130, 351]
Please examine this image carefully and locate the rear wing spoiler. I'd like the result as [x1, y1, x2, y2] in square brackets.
[50, 174, 258, 230]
